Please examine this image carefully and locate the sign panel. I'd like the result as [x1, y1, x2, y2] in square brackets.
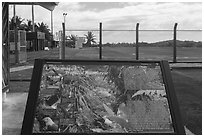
[21, 59, 185, 135]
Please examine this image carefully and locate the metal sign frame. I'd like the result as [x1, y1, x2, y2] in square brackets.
[21, 59, 185, 135]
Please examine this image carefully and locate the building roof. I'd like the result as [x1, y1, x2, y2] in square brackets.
[8, 2, 59, 11]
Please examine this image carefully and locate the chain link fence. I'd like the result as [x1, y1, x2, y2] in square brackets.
[58, 23, 202, 62]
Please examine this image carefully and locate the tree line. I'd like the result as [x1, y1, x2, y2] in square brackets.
[65, 31, 97, 48]
[67, 32, 202, 48]
[9, 16, 98, 47]
[9, 16, 52, 41]
[102, 40, 202, 48]
[66, 31, 201, 48]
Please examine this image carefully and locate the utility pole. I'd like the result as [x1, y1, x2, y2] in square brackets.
[60, 13, 67, 59]
[63, 13, 67, 25]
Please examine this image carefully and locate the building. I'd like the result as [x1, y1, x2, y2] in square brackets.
[2, 2, 58, 101]
[75, 37, 85, 49]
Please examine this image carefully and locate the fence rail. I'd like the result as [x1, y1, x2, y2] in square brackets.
[65, 29, 202, 31]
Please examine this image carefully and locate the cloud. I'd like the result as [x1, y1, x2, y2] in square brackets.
[97, 2, 202, 30]
[9, 2, 202, 42]
[56, 2, 82, 12]
[78, 2, 126, 11]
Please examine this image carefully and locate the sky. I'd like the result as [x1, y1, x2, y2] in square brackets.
[9, 1, 202, 43]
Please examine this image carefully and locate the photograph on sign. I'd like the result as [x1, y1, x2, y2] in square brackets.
[31, 62, 174, 134]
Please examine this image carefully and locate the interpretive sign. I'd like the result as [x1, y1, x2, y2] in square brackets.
[21, 59, 185, 135]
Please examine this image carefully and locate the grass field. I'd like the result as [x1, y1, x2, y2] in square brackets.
[102, 46, 202, 61]
[8, 46, 202, 134]
[10, 46, 202, 66]
[73, 46, 201, 61]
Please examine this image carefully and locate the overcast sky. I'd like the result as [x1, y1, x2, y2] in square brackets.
[9, 2, 202, 43]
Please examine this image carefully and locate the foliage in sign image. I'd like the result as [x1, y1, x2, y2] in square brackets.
[33, 64, 174, 133]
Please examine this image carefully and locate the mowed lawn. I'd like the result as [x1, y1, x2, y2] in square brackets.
[10, 46, 201, 66]
[9, 46, 202, 134]
[102, 46, 202, 61]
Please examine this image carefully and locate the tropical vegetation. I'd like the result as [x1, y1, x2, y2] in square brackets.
[9, 15, 52, 41]
[102, 40, 202, 48]
[66, 34, 77, 48]
[84, 31, 96, 47]
[9, 16, 25, 30]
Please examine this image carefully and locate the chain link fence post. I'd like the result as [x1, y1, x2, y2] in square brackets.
[173, 23, 178, 63]
[99, 22, 102, 60]
[136, 23, 139, 60]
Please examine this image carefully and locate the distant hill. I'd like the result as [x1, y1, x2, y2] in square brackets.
[149, 40, 202, 47]
[101, 40, 202, 47]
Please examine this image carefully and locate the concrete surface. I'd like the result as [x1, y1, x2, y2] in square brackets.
[10, 65, 33, 73]
[170, 63, 202, 68]
[2, 93, 28, 135]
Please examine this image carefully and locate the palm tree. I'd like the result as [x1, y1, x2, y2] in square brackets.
[23, 20, 33, 32]
[68, 34, 77, 43]
[9, 16, 25, 30]
[66, 34, 77, 48]
[37, 22, 50, 33]
[84, 31, 96, 47]
[37, 22, 51, 40]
